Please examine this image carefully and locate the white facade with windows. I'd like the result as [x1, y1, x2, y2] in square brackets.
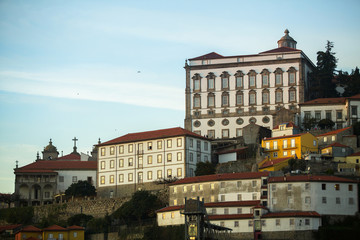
[97, 127, 211, 198]
[185, 30, 315, 138]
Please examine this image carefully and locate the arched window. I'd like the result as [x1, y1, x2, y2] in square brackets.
[192, 73, 201, 91]
[287, 67, 297, 85]
[208, 93, 215, 107]
[206, 72, 216, 91]
[222, 92, 229, 107]
[261, 69, 270, 87]
[262, 89, 270, 104]
[234, 70, 244, 89]
[193, 94, 201, 108]
[275, 88, 283, 103]
[249, 90, 257, 105]
[220, 71, 230, 90]
[248, 70, 257, 88]
[274, 68, 283, 86]
[289, 87, 297, 102]
[236, 91, 243, 106]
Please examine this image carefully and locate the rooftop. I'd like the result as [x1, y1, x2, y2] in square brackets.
[262, 133, 306, 141]
[43, 225, 67, 231]
[259, 157, 292, 169]
[269, 175, 357, 183]
[262, 211, 320, 218]
[317, 127, 352, 137]
[273, 121, 299, 130]
[15, 160, 97, 173]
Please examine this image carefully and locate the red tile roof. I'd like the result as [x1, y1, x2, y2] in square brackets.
[67, 225, 85, 230]
[14, 169, 56, 173]
[262, 133, 305, 141]
[156, 205, 183, 213]
[262, 211, 320, 218]
[15, 160, 97, 173]
[43, 225, 67, 231]
[317, 127, 352, 137]
[323, 142, 350, 148]
[19, 225, 41, 232]
[299, 97, 346, 106]
[171, 172, 269, 186]
[347, 93, 360, 99]
[273, 121, 299, 130]
[57, 153, 81, 160]
[269, 175, 357, 183]
[259, 157, 292, 169]
[259, 47, 301, 54]
[208, 214, 253, 220]
[349, 151, 360, 157]
[189, 52, 224, 60]
[216, 147, 248, 155]
[99, 127, 208, 146]
[0, 224, 22, 232]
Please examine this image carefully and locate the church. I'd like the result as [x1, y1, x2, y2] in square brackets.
[184, 30, 315, 139]
[14, 139, 97, 206]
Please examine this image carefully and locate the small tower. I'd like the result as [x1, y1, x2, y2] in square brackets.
[42, 139, 59, 160]
[277, 29, 297, 48]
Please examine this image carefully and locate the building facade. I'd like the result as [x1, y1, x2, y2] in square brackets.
[96, 127, 211, 198]
[184, 30, 315, 139]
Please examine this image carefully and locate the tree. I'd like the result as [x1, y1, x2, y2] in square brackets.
[67, 213, 93, 227]
[0, 193, 19, 208]
[318, 119, 335, 130]
[302, 117, 317, 130]
[342, 67, 360, 97]
[65, 180, 96, 197]
[311, 41, 338, 98]
[195, 161, 216, 176]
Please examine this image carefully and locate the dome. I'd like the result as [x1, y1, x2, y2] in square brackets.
[277, 29, 297, 48]
[43, 139, 58, 152]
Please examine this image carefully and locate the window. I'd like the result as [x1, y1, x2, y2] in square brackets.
[326, 111, 332, 120]
[336, 197, 340, 204]
[100, 176, 105, 184]
[176, 152, 182, 161]
[167, 153, 172, 162]
[305, 196, 311, 204]
[276, 219, 280, 226]
[128, 173, 133, 182]
[119, 159, 124, 167]
[275, 90, 283, 103]
[234, 221, 239, 227]
[322, 184, 326, 190]
[221, 72, 229, 89]
[290, 219, 295, 226]
[262, 91, 269, 104]
[332, 136, 336, 142]
[147, 155, 152, 165]
[274, 141, 278, 150]
[305, 183, 310, 190]
[199, 184, 203, 191]
[305, 219, 310, 226]
[72, 176, 77, 183]
[167, 169, 172, 178]
[273, 152, 278, 157]
[59, 234, 63, 239]
[110, 160, 114, 169]
[183, 186, 187, 192]
[236, 76, 243, 88]
[177, 168, 182, 177]
[220, 182, 225, 188]
[224, 208, 229, 214]
[335, 184, 340, 190]
[109, 146, 115, 155]
[289, 72, 296, 84]
[190, 139, 194, 147]
[222, 129, 229, 138]
[171, 212, 175, 219]
[283, 140, 288, 148]
[189, 153, 193, 162]
[110, 175, 114, 183]
[211, 208, 216, 214]
[222, 92, 229, 106]
[147, 142, 152, 150]
[349, 197, 354, 205]
[236, 128, 243, 137]
[248, 71, 256, 87]
[193, 94, 201, 108]
[288, 184, 292, 191]
[119, 174, 124, 183]
[237, 194, 242, 201]
[291, 139, 295, 148]
[157, 140, 162, 149]
[304, 111, 311, 120]
[101, 161, 105, 170]
[349, 184, 353, 191]
[162, 213, 166, 220]
[262, 74, 269, 87]
[157, 170, 162, 179]
[236, 91, 243, 105]
[119, 145, 124, 154]
[157, 154, 162, 163]
[237, 208, 242, 214]
[207, 73, 215, 90]
[248, 220, 253, 227]
[145, 171, 152, 180]
[275, 69, 283, 85]
[289, 89, 296, 102]
[351, 106, 357, 115]
[252, 193, 257, 200]
[265, 142, 270, 150]
[173, 199, 177, 206]
[128, 158, 133, 166]
[249, 91, 256, 105]
[220, 222, 225, 227]
[59, 176, 64, 182]
[221, 195, 225, 201]
[73, 232, 78, 237]
[176, 138, 182, 147]
[207, 93, 215, 107]
[322, 197, 327, 204]
[167, 139, 172, 148]
[211, 183, 215, 190]
[101, 148, 105, 156]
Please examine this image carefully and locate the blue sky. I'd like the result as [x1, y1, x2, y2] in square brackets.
[0, 0, 359, 193]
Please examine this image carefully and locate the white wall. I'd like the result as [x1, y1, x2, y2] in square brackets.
[57, 170, 96, 193]
[219, 152, 236, 163]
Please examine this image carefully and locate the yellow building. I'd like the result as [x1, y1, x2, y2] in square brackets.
[43, 225, 68, 240]
[15, 225, 42, 240]
[67, 225, 85, 240]
[346, 151, 360, 164]
[261, 132, 318, 160]
[258, 157, 293, 172]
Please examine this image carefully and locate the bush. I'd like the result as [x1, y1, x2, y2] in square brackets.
[67, 213, 94, 227]
[0, 206, 34, 224]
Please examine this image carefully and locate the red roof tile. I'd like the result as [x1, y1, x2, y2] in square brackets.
[259, 157, 292, 169]
[20, 225, 42, 232]
[43, 225, 67, 231]
[156, 205, 183, 213]
[349, 151, 360, 157]
[216, 147, 248, 155]
[299, 97, 346, 106]
[323, 142, 350, 148]
[57, 153, 81, 160]
[259, 47, 301, 54]
[67, 225, 85, 230]
[99, 127, 208, 146]
[273, 121, 299, 130]
[269, 175, 357, 183]
[262, 211, 320, 218]
[171, 172, 269, 186]
[0, 224, 22, 231]
[189, 52, 224, 61]
[208, 214, 253, 220]
[317, 127, 352, 137]
[15, 160, 97, 173]
[262, 133, 305, 141]
[14, 169, 56, 173]
[347, 94, 360, 99]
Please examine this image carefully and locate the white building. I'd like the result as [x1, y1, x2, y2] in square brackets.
[299, 94, 360, 129]
[96, 127, 211, 198]
[184, 30, 316, 139]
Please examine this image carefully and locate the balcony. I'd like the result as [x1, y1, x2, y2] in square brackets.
[283, 144, 297, 150]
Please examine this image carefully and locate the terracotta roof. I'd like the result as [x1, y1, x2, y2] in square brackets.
[0, 224, 22, 232]
[156, 205, 183, 213]
[99, 127, 208, 146]
[262, 211, 320, 218]
[347, 93, 360, 99]
[299, 97, 346, 106]
[189, 52, 224, 61]
[67, 225, 85, 230]
[269, 175, 357, 183]
[323, 142, 350, 148]
[259, 157, 292, 169]
[208, 214, 253, 220]
[15, 160, 97, 173]
[259, 47, 301, 54]
[57, 153, 81, 160]
[171, 172, 269, 186]
[273, 121, 299, 130]
[262, 133, 305, 141]
[14, 169, 56, 173]
[349, 151, 360, 157]
[19, 225, 41, 232]
[43, 225, 67, 231]
[317, 127, 352, 137]
[216, 147, 248, 155]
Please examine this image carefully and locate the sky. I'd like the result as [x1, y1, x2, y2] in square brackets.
[0, 0, 359, 193]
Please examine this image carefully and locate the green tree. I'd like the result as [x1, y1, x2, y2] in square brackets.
[302, 117, 317, 130]
[318, 119, 335, 130]
[65, 180, 96, 197]
[342, 67, 360, 97]
[67, 213, 94, 227]
[195, 161, 216, 176]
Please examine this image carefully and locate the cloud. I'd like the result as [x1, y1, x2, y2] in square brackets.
[0, 66, 184, 110]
